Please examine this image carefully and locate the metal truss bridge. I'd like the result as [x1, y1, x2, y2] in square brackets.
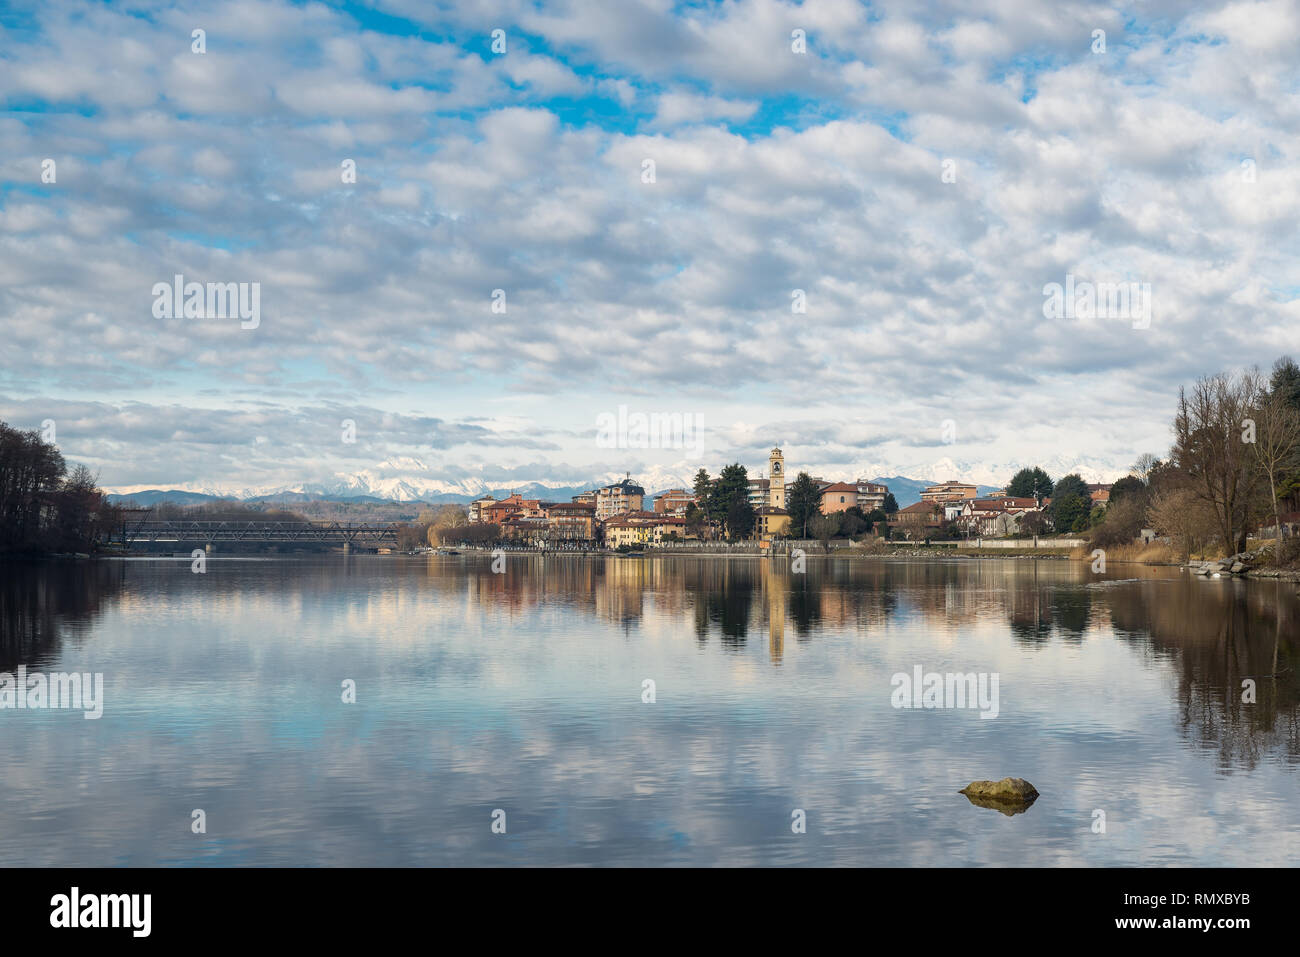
[119, 520, 400, 547]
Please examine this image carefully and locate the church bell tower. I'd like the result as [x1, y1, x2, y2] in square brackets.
[769, 446, 785, 509]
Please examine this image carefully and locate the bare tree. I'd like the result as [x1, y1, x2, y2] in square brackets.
[1254, 390, 1300, 539]
[1172, 369, 1265, 555]
[1130, 453, 1159, 485]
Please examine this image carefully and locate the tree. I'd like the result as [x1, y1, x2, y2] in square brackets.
[809, 513, 840, 548]
[1173, 369, 1266, 554]
[1019, 511, 1048, 537]
[1147, 484, 1215, 561]
[1271, 355, 1300, 411]
[1130, 453, 1160, 485]
[426, 504, 468, 545]
[1109, 475, 1147, 504]
[1049, 473, 1091, 532]
[786, 472, 822, 538]
[692, 468, 713, 516]
[840, 506, 869, 538]
[712, 462, 754, 538]
[1089, 495, 1146, 549]
[882, 492, 899, 514]
[1254, 388, 1300, 538]
[725, 499, 756, 541]
[684, 502, 708, 539]
[1007, 466, 1053, 499]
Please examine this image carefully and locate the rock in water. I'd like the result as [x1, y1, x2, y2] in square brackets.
[960, 778, 1039, 815]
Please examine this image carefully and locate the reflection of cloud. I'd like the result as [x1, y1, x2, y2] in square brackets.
[2, 556, 1297, 865]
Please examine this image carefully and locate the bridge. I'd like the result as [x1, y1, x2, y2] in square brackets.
[119, 520, 400, 548]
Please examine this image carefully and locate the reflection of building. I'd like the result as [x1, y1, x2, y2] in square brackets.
[764, 561, 786, 664]
[596, 477, 645, 520]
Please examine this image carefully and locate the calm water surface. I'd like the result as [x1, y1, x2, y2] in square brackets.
[1, 554, 1297, 866]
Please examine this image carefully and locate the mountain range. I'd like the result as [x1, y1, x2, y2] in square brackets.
[104, 452, 1124, 509]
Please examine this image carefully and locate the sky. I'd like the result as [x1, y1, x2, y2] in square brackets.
[1, 0, 1298, 497]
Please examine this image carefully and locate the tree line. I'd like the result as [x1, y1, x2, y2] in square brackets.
[1064, 356, 1299, 559]
[0, 421, 119, 555]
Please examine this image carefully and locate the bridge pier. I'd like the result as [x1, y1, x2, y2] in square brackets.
[205, 543, 213, 555]
[342, 541, 350, 554]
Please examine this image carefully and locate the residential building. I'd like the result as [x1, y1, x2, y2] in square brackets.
[747, 478, 770, 510]
[481, 493, 541, 526]
[595, 477, 645, 520]
[544, 502, 597, 541]
[603, 516, 651, 549]
[653, 489, 695, 515]
[1088, 483, 1112, 505]
[468, 495, 496, 523]
[920, 480, 979, 503]
[855, 480, 888, 512]
[891, 501, 945, 535]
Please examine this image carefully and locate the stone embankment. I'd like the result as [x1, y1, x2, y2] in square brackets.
[1188, 544, 1300, 582]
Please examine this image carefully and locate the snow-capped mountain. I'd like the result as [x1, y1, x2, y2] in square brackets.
[104, 453, 1129, 505]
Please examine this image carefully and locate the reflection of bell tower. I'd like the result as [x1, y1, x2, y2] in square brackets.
[768, 446, 785, 508]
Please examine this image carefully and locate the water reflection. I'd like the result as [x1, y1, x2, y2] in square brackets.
[0, 554, 1296, 866]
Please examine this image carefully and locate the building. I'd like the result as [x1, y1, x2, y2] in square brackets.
[754, 505, 791, 538]
[891, 501, 945, 536]
[572, 490, 597, 507]
[544, 502, 597, 541]
[603, 516, 650, 549]
[481, 493, 542, 526]
[747, 478, 770, 510]
[920, 480, 979, 503]
[653, 489, 695, 515]
[952, 497, 1041, 536]
[1087, 483, 1112, 505]
[819, 482, 859, 514]
[855, 480, 888, 512]
[595, 477, 645, 520]
[648, 516, 696, 544]
[468, 495, 496, 523]
[767, 447, 786, 508]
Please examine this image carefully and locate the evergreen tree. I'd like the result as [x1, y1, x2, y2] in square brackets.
[786, 472, 822, 538]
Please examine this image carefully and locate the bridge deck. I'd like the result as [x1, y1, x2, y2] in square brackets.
[120, 521, 400, 544]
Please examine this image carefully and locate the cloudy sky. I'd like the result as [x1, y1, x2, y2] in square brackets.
[2, 0, 1298, 496]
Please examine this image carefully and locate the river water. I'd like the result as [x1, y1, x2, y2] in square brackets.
[1, 554, 1296, 866]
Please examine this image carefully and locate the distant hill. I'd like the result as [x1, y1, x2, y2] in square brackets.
[107, 490, 223, 506]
